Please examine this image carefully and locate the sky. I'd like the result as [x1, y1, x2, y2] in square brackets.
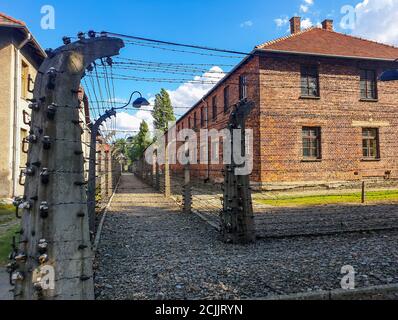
[1, 0, 397, 137]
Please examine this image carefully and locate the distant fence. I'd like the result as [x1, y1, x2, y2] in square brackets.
[95, 145, 122, 213]
[132, 154, 398, 239]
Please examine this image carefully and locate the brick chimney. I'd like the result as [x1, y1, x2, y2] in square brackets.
[322, 19, 334, 31]
[290, 17, 301, 34]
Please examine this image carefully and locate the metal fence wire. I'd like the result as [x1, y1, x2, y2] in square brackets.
[132, 156, 398, 239]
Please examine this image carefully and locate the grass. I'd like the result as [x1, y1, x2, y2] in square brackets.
[0, 203, 15, 217]
[0, 225, 19, 265]
[0, 203, 17, 265]
[255, 189, 398, 207]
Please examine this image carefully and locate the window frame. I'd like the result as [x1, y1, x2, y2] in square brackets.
[300, 65, 320, 98]
[212, 96, 217, 121]
[224, 86, 230, 113]
[239, 74, 248, 101]
[21, 60, 29, 100]
[360, 69, 378, 100]
[302, 126, 322, 160]
[362, 128, 380, 160]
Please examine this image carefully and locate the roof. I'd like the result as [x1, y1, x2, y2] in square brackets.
[256, 27, 398, 61]
[0, 12, 26, 26]
[175, 26, 398, 126]
[0, 12, 46, 60]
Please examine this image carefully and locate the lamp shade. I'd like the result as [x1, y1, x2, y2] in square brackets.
[379, 69, 398, 82]
[132, 97, 150, 109]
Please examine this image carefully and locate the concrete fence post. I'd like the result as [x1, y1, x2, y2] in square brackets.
[155, 150, 160, 191]
[164, 146, 171, 198]
[12, 36, 124, 300]
[107, 151, 113, 197]
[183, 163, 192, 214]
[221, 100, 256, 244]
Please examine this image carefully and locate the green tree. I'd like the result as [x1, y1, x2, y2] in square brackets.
[112, 138, 128, 158]
[127, 120, 153, 161]
[153, 88, 176, 132]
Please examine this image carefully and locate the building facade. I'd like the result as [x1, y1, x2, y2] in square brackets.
[0, 13, 109, 200]
[0, 13, 46, 198]
[171, 17, 398, 190]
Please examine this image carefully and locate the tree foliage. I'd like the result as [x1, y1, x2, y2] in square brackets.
[153, 88, 176, 133]
[126, 120, 153, 162]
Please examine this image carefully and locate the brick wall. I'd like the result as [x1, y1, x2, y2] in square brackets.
[258, 53, 398, 188]
[171, 56, 261, 183]
[0, 31, 13, 198]
[167, 51, 398, 189]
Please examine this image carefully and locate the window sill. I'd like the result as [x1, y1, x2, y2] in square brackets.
[361, 158, 381, 162]
[302, 159, 322, 163]
[300, 96, 321, 100]
[359, 98, 378, 102]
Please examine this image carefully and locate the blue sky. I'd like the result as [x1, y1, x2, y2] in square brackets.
[1, 0, 394, 134]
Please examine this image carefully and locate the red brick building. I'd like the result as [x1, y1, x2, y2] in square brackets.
[172, 17, 398, 190]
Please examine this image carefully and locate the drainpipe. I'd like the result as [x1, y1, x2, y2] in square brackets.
[11, 32, 32, 197]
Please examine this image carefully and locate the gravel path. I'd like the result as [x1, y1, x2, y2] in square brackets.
[95, 174, 398, 300]
[0, 268, 12, 300]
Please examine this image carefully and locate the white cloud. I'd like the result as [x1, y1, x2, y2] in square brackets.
[167, 66, 225, 116]
[352, 0, 398, 46]
[301, 17, 313, 29]
[104, 66, 226, 137]
[300, 0, 314, 13]
[102, 108, 154, 139]
[240, 20, 254, 28]
[275, 16, 289, 27]
[300, 5, 309, 13]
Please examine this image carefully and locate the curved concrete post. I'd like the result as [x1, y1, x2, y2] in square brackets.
[14, 36, 124, 300]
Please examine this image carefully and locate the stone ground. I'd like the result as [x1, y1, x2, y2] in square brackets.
[95, 174, 398, 300]
[0, 268, 12, 300]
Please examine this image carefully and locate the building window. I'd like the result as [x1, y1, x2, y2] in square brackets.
[302, 127, 321, 159]
[204, 106, 208, 127]
[224, 86, 230, 113]
[360, 69, 377, 100]
[188, 117, 191, 128]
[212, 96, 217, 121]
[201, 108, 205, 127]
[362, 128, 379, 159]
[21, 61, 29, 99]
[239, 75, 248, 100]
[193, 112, 197, 129]
[301, 65, 319, 97]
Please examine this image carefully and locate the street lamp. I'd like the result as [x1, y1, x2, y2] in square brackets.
[380, 69, 398, 81]
[87, 91, 149, 235]
[379, 59, 398, 81]
[113, 91, 150, 110]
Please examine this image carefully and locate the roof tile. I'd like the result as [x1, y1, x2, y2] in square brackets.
[0, 12, 26, 26]
[256, 27, 398, 61]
